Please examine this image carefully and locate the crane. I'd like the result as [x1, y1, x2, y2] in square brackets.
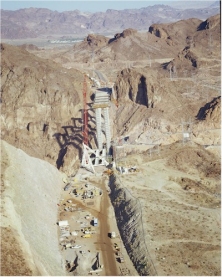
[82, 74, 88, 145]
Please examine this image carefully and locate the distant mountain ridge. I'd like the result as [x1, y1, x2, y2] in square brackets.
[1, 3, 220, 39]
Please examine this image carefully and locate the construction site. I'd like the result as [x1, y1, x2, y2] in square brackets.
[56, 74, 143, 275]
[55, 59, 220, 275]
[1, 10, 221, 277]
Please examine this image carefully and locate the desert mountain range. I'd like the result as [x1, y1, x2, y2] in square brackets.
[1, 2, 220, 39]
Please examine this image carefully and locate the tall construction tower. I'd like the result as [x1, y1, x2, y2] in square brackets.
[81, 80, 111, 173]
[92, 90, 111, 153]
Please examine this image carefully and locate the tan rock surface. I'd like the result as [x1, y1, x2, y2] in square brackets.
[1, 43, 88, 175]
[1, 140, 67, 275]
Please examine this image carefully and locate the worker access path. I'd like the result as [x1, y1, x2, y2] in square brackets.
[90, 174, 138, 276]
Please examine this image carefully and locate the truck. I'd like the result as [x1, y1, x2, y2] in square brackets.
[111, 231, 116, 238]
[65, 243, 72, 249]
[114, 243, 120, 251]
[93, 218, 98, 227]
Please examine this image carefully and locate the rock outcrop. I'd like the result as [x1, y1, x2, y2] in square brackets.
[114, 68, 156, 108]
[86, 33, 109, 48]
[196, 96, 221, 126]
[113, 28, 138, 40]
[149, 18, 202, 46]
[1, 43, 89, 174]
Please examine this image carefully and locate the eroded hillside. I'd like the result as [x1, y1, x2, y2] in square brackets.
[1, 43, 90, 175]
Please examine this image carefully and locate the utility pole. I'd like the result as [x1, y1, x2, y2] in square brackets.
[173, 65, 177, 79]
[169, 65, 172, 80]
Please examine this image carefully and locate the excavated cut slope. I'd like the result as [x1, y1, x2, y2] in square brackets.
[1, 140, 66, 275]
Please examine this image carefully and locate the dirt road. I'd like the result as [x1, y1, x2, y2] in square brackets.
[97, 178, 118, 275]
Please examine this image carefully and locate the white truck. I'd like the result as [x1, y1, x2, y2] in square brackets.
[93, 217, 98, 227]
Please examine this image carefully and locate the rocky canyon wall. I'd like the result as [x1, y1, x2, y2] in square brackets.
[1, 43, 90, 174]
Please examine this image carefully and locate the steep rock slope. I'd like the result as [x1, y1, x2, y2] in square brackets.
[112, 63, 220, 149]
[1, 140, 66, 275]
[1, 43, 90, 174]
[197, 96, 221, 125]
[161, 14, 221, 72]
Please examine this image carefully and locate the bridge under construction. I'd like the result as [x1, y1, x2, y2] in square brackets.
[81, 75, 112, 173]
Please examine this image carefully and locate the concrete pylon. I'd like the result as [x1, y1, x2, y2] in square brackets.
[103, 107, 111, 154]
[95, 108, 102, 150]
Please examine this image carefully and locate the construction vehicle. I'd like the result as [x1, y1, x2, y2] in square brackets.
[110, 231, 116, 238]
[93, 218, 98, 226]
[114, 243, 120, 251]
[118, 256, 124, 263]
[116, 251, 124, 262]
[82, 234, 91, 238]
[65, 243, 72, 249]
[103, 169, 113, 176]
[84, 226, 96, 234]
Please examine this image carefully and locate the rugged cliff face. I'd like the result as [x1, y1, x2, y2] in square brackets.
[114, 68, 157, 108]
[1, 43, 89, 174]
[111, 64, 220, 150]
[197, 96, 221, 125]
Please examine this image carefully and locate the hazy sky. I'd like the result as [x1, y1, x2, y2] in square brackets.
[0, 0, 216, 12]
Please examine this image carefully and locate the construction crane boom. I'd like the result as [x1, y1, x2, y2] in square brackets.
[83, 75, 88, 145]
